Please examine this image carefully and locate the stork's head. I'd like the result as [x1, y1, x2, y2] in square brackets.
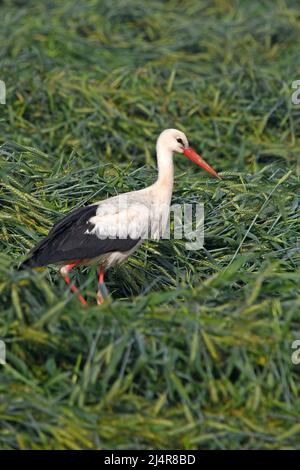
[157, 128, 189, 153]
[157, 128, 220, 178]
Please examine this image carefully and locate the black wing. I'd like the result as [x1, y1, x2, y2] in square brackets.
[20, 204, 139, 268]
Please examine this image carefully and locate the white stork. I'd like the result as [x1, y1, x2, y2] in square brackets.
[20, 129, 219, 305]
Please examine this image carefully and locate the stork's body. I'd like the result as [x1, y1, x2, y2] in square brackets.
[21, 129, 219, 305]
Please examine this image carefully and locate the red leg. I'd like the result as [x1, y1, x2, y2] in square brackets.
[97, 266, 106, 305]
[99, 266, 105, 285]
[60, 262, 87, 306]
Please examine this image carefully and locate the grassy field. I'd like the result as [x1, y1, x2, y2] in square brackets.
[1, 0, 300, 450]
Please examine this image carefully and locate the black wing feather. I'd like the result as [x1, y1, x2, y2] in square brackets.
[20, 204, 139, 268]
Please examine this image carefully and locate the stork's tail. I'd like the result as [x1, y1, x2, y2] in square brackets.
[18, 256, 40, 270]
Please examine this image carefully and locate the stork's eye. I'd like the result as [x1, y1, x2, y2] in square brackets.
[176, 138, 184, 145]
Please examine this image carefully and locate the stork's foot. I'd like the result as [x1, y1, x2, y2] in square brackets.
[97, 283, 109, 305]
[97, 290, 104, 305]
[60, 263, 88, 307]
[97, 266, 108, 305]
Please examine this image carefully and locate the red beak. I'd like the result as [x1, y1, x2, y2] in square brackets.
[183, 147, 220, 179]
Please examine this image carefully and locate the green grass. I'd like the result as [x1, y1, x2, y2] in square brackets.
[1, 0, 300, 450]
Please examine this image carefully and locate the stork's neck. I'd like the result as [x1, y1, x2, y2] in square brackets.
[155, 143, 174, 198]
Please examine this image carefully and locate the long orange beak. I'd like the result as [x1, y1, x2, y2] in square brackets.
[183, 147, 220, 179]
